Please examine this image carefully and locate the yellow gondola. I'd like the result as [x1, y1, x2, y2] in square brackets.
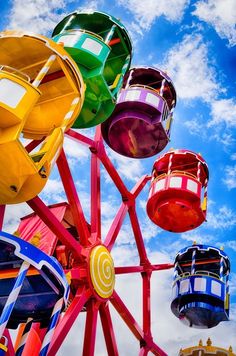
[0, 31, 85, 204]
[0, 126, 64, 204]
[0, 31, 85, 139]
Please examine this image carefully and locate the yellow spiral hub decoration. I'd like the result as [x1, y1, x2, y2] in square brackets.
[89, 245, 115, 299]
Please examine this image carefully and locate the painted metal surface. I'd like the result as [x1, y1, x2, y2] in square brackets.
[101, 66, 176, 158]
[52, 11, 132, 128]
[171, 244, 230, 328]
[89, 245, 115, 299]
[147, 149, 209, 232]
[0, 31, 85, 204]
[0, 31, 85, 139]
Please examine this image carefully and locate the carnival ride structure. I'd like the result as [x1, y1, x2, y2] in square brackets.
[179, 338, 235, 356]
[0, 10, 231, 356]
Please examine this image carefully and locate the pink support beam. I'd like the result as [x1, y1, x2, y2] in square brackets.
[128, 205, 148, 263]
[139, 347, 149, 356]
[98, 147, 131, 200]
[48, 289, 92, 356]
[115, 264, 174, 274]
[90, 127, 102, 243]
[57, 149, 90, 246]
[149, 341, 168, 356]
[152, 263, 174, 271]
[0, 205, 5, 230]
[110, 290, 166, 355]
[142, 272, 151, 337]
[104, 203, 128, 251]
[27, 196, 86, 260]
[82, 300, 100, 356]
[99, 303, 119, 356]
[131, 175, 151, 198]
[25, 138, 44, 153]
[66, 129, 95, 148]
[110, 290, 144, 341]
[115, 266, 145, 274]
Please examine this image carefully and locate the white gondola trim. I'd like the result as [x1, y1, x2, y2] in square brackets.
[211, 280, 222, 297]
[125, 89, 141, 101]
[194, 277, 206, 292]
[187, 179, 198, 193]
[179, 279, 189, 293]
[169, 176, 182, 188]
[154, 179, 165, 193]
[145, 92, 160, 107]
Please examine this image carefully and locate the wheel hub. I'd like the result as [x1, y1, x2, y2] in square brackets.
[89, 245, 115, 299]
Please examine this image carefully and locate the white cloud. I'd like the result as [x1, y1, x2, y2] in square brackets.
[63, 136, 90, 167]
[3, 203, 32, 233]
[223, 240, 236, 252]
[184, 117, 236, 147]
[118, 0, 190, 31]
[160, 34, 234, 146]
[6, 0, 105, 35]
[181, 231, 215, 244]
[7, 0, 67, 34]
[222, 164, 236, 189]
[193, 0, 236, 47]
[208, 98, 236, 128]
[207, 205, 236, 229]
[157, 33, 219, 102]
[108, 149, 145, 182]
[39, 177, 66, 203]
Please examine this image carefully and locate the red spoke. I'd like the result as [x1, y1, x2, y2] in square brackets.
[110, 290, 144, 341]
[82, 299, 100, 356]
[115, 266, 144, 274]
[57, 148, 90, 246]
[142, 272, 151, 337]
[25, 138, 44, 153]
[110, 291, 167, 355]
[115, 264, 174, 274]
[104, 203, 128, 251]
[128, 205, 148, 263]
[48, 288, 92, 356]
[99, 302, 119, 356]
[139, 347, 149, 356]
[152, 263, 174, 271]
[98, 146, 130, 199]
[149, 341, 168, 356]
[27, 196, 87, 260]
[131, 175, 151, 198]
[90, 131, 101, 243]
[66, 128, 95, 148]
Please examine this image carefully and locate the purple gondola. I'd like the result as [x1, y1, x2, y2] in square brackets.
[101, 66, 177, 158]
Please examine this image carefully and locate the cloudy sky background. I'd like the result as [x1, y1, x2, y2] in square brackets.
[0, 0, 236, 354]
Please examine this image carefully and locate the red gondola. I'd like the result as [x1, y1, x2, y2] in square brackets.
[147, 149, 209, 232]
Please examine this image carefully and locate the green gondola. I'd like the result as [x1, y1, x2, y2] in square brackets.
[52, 11, 132, 128]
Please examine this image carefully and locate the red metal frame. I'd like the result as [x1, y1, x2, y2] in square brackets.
[0, 126, 174, 356]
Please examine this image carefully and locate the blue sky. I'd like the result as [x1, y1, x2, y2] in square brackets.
[1, 0, 236, 354]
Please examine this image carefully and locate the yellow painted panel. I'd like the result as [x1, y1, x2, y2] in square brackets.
[0, 31, 85, 139]
[89, 245, 115, 299]
[0, 128, 63, 204]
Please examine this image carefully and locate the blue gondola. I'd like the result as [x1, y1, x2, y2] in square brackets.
[171, 243, 230, 328]
[0, 231, 69, 329]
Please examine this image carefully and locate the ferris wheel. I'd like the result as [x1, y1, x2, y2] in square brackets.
[0, 11, 231, 356]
